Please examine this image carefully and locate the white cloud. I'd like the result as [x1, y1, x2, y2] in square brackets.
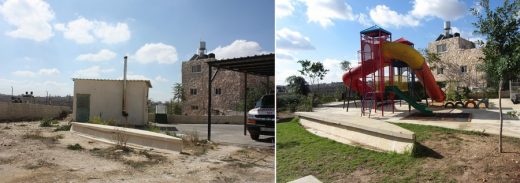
[154, 76, 168, 82]
[76, 49, 117, 62]
[276, 28, 314, 51]
[411, 0, 466, 21]
[134, 43, 178, 64]
[0, 0, 55, 41]
[73, 66, 114, 78]
[210, 40, 263, 59]
[357, 13, 371, 27]
[93, 22, 131, 44]
[12, 70, 35, 77]
[55, 17, 130, 44]
[276, 0, 295, 19]
[38, 68, 60, 76]
[303, 0, 356, 28]
[369, 5, 420, 28]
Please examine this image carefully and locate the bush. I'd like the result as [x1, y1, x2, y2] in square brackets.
[89, 116, 114, 126]
[40, 118, 58, 127]
[276, 94, 302, 112]
[146, 124, 161, 133]
[67, 143, 83, 150]
[54, 124, 71, 131]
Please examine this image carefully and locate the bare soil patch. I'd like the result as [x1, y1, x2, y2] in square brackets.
[0, 121, 274, 182]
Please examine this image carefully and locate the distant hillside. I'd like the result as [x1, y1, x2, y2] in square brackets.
[0, 93, 73, 108]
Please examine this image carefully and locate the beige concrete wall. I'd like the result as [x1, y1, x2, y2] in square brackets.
[71, 122, 182, 152]
[72, 80, 149, 126]
[300, 118, 415, 154]
[0, 102, 70, 121]
[167, 115, 243, 124]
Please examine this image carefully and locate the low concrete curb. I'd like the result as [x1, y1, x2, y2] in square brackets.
[296, 112, 415, 154]
[70, 122, 183, 152]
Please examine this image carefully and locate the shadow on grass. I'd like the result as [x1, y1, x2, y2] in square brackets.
[412, 142, 443, 159]
[277, 141, 300, 149]
[277, 117, 294, 123]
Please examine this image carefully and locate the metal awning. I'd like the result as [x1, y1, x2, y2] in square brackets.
[207, 53, 274, 76]
[206, 53, 274, 141]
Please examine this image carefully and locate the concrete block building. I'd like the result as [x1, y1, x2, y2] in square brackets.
[72, 79, 151, 126]
[181, 42, 273, 116]
[427, 21, 486, 89]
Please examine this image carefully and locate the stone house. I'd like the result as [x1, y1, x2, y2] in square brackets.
[181, 42, 273, 116]
[72, 78, 151, 126]
[427, 21, 486, 90]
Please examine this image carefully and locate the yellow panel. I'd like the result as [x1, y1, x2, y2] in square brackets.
[381, 42, 424, 69]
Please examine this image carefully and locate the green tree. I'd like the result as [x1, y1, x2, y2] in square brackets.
[471, 0, 520, 152]
[340, 60, 352, 71]
[422, 49, 441, 70]
[172, 83, 184, 102]
[285, 75, 310, 96]
[297, 60, 329, 111]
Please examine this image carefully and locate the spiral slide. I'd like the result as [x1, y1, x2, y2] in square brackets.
[342, 41, 445, 113]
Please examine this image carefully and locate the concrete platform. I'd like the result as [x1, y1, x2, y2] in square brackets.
[296, 112, 415, 154]
[70, 122, 183, 152]
[288, 175, 322, 183]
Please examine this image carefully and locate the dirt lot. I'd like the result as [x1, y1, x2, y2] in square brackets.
[0, 121, 274, 183]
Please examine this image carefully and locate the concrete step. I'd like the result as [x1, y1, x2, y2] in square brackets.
[71, 122, 183, 152]
[296, 112, 415, 154]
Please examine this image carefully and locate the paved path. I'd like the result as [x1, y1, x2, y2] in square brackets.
[152, 123, 274, 148]
[314, 99, 520, 139]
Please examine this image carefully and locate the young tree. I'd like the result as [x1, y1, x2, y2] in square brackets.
[285, 75, 310, 96]
[172, 83, 184, 102]
[471, 0, 520, 152]
[297, 60, 329, 110]
[340, 60, 352, 71]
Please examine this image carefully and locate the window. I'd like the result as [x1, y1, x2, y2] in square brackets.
[190, 88, 197, 95]
[436, 44, 447, 53]
[191, 65, 201, 73]
[215, 88, 222, 95]
[437, 67, 444, 75]
[191, 105, 198, 110]
[460, 65, 468, 73]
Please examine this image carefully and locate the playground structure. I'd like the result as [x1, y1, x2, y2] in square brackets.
[342, 26, 445, 116]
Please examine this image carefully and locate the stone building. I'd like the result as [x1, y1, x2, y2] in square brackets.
[427, 21, 486, 90]
[181, 42, 273, 116]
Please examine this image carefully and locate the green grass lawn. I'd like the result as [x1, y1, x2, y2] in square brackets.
[276, 118, 479, 183]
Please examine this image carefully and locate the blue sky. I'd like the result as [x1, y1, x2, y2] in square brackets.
[0, 0, 274, 102]
[275, 0, 495, 85]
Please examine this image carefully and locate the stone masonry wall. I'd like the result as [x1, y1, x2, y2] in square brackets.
[427, 36, 486, 89]
[182, 58, 273, 116]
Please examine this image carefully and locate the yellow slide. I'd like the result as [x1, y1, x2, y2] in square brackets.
[381, 42, 446, 102]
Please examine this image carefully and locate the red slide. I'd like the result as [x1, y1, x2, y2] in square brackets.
[342, 41, 445, 102]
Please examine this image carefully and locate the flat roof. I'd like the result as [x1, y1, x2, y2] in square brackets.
[72, 78, 152, 88]
[207, 53, 274, 76]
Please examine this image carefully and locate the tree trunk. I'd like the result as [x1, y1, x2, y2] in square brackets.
[499, 79, 503, 153]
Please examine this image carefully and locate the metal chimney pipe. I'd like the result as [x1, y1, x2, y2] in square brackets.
[122, 56, 128, 117]
[444, 21, 451, 37]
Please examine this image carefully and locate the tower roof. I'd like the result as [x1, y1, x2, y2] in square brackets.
[360, 25, 391, 37]
[394, 37, 414, 46]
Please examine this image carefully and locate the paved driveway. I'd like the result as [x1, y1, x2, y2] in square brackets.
[153, 123, 274, 148]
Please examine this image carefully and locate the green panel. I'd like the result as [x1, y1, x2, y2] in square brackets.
[76, 94, 90, 122]
[385, 86, 433, 114]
